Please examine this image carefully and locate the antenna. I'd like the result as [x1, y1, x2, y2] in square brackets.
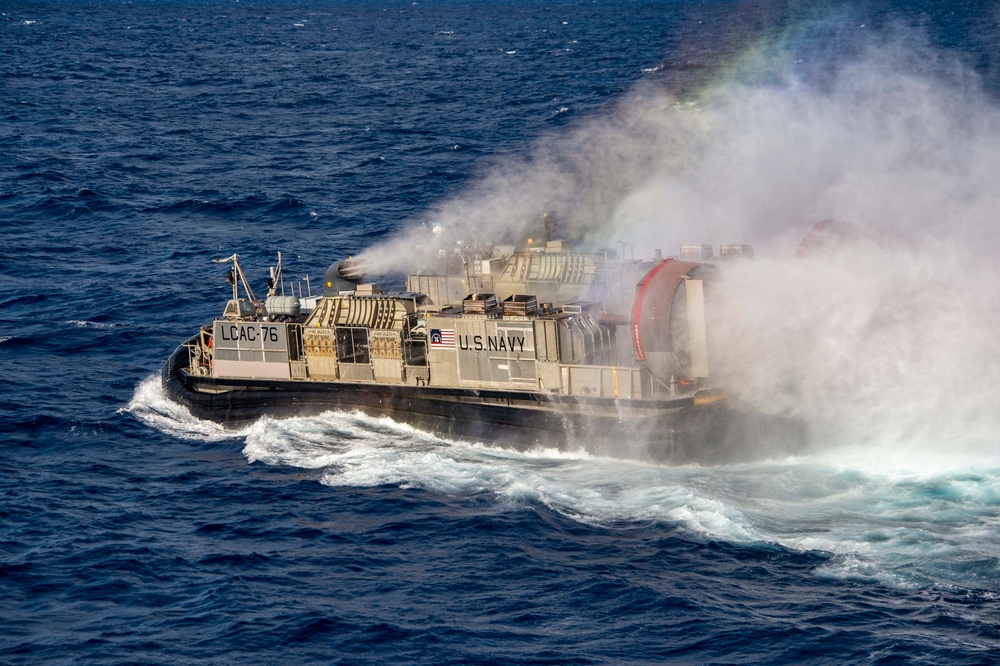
[267, 251, 284, 298]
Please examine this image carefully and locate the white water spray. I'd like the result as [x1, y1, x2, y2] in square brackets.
[359, 34, 1000, 466]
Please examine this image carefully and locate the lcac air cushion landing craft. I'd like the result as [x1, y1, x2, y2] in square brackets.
[163, 231, 803, 464]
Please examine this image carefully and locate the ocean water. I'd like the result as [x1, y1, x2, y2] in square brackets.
[3, 1, 1000, 663]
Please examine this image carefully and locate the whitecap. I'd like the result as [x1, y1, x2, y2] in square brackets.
[123, 375, 245, 442]
[236, 410, 763, 541]
[68, 319, 119, 329]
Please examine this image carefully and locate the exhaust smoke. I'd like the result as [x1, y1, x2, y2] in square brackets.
[358, 25, 1000, 464]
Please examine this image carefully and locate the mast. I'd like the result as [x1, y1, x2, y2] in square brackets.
[215, 253, 258, 304]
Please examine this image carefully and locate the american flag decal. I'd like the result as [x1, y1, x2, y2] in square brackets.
[429, 328, 455, 349]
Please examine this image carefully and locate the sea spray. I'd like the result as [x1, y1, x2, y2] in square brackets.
[359, 31, 1000, 466]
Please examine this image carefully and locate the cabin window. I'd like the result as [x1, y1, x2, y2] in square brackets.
[336, 327, 370, 364]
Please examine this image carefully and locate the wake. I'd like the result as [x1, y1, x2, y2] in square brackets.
[127, 374, 1000, 590]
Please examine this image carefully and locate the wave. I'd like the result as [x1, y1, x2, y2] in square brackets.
[129, 375, 1000, 590]
[68, 319, 120, 329]
[123, 375, 245, 443]
[148, 193, 310, 220]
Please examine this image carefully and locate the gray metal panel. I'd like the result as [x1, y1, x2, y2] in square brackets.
[214, 321, 288, 352]
[533, 319, 559, 362]
[214, 348, 240, 362]
[213, 321, 291, 370]
[685, 279, 710, 378]
[453, 319, 538, 387]
[537, 361, 562, 392]
[455, 319, 488, 383]
[212, 320, 290, 378]
[428, 353, 458, 386]
[567, 366, 601, 397]
[492, 322, 534, 358]
[306, 356, 338, 379]
[407, 275, 468, 307]
[459, 345, 493, 384]
[506, 358, 537, 385]
[372, 358, 403, 382]
[213, 360, 290, 380]
[339, 363, 375, 381]
[405, 365, 430, 386]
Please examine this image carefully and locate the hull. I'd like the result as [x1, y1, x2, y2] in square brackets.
[163, 344, 804, 464]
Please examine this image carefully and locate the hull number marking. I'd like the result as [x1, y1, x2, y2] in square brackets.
[219, 324, 280, 343]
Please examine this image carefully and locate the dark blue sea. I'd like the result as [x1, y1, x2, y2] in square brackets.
[4, 1, 1000, 663]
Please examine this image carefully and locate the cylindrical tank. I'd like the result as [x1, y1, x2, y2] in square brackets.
[629, 259, 717, 383]
[323, 258, 365, 296]
[265, 295, 301, 317]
